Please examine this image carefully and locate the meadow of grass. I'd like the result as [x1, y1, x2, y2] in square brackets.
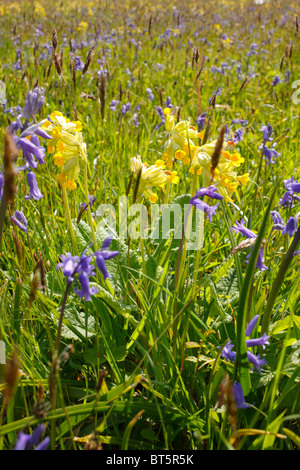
[0, 0, 299, 452]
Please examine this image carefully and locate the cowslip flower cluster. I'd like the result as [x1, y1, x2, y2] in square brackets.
[191, 140, 249, 202]
[189, 185, 223, 222]
[130, 155, 168, 203]
[7, 87, 51, 200]
[160, 109, 249, 202]
[231, 219, 267, 271]
[221, 314, 270, 408]
[56, 236, 119, 301]
[42, 111, 86, 190]
[161, 107, 204, 169]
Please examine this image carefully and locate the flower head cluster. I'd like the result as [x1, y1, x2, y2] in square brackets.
[161, 108, 203, 169]
[42, 111, 86, 190]
[130, 155, 168, 203]
[56, 236, 119, 301]
[220, 315, 270, 408]
[221, 314, 270, 373]
[14, 424, 49, 450]
[190, 185, 223, 222]
[231, 219, 267, 271]
[259, 123, 280, 164]
[191, 141, 249, 202]
[271, 210, 299, 237]
[7, 87, 51, 200]
[279, 177, 300, 207]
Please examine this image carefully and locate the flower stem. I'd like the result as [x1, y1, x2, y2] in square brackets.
[62, 185, 79, 256]
[84, 159, 98, 250]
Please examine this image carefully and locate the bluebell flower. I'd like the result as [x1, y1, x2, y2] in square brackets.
[74, 271, 99, 301]
[56, 253, 79, 283]
[270, 210, 285, 231]
[189, 186, 223, 222]
[282, 214, 299, 236]
[121, 102, 131, 116]
[233, 382, 252, 409]
[231, 220, 267, 271]
[95, 236, 119, 280]
[221, 314, 270, 397]
[73, 56, 84, 71]
[10, 210, 28, 234]
[109, 100, 119, 112]
[23, 87, 45, 121]
[25, 171, 44, 200]
[197, 112, 207, 132]
[57, 237, 119, 300]
[14, 424, 50, 450]
[19, 136, 46, 168]
[279, 177, 300, 207]
[260, 123, 273, 143]
[146, 88, 154, 101]
[272, 75, 280, 86]
[233, 128, 244, 144]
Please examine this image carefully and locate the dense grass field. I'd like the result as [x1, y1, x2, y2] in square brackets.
[0, 0, 299, 451]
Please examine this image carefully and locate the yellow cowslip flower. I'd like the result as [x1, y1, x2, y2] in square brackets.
[191, 140, 249, 201]
[175, 150, 185, 161]
[166, 171, 179, 184]
[44, 112, 87, 190]
[163, 111, 201, 162]
[53, 152, 65, 167]
[155, 159, 166, 169]
[130, 155, 168, 203]
[237, 173, 250, 186]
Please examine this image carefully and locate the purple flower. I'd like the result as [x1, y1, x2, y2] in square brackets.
[73, 56, 84, 71]
[231, 220, 267, 271]
[270, 211, 285, 231]
[190, 186, 223, 222]
[197, 112, 207, 132]
[14, 424, 49, 450]
[165, 96, 173, 108]
[121, 102, 131, 116]
[146, 88, 154, 101]
[109, 100, 119, 112]
[74, 271, 99, 301]
[10, 210, 28, 234]
[261, 144, 280, 164]
[231, 219, 256, 239]
[260, 124, 273, 143]
[247, 350, 267, 373]
[233, 128, 244, 144]
[25, 171, 43, 200]
[272, 75, 280, 86]
[282, 215, 299, 236]
[19, 135, 46, 168]
[56, 253, 79, 282]
[95, 236, 119, 280]
[220, 340, 236, 362]
[233, 382, 252, 409]
[57, 237, 119, 300]
[279, 177, 300, 207]
[23, 87, 45, 120]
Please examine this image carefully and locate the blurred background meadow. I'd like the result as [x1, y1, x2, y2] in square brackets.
[0, 0, 299, 451]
